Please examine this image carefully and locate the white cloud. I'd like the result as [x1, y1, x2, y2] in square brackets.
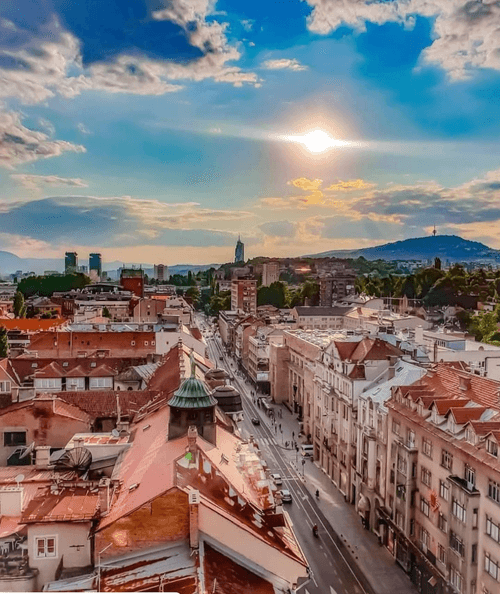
[77, 123, 91, 135]
[241, 19, 254, 32]
[262, 58, 308, 72]
[0, 109, 86, 169]
[305, 0, 500, 79]
[10, 174, 88, 190]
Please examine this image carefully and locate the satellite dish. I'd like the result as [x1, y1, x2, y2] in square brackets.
[19, 442, 35, 460]
[15, 474, 25, 487]
[55, 447, 92, 475]
[111, 429, 120, 438]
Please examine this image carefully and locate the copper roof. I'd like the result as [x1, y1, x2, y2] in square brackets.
[21, 487, 99, 523]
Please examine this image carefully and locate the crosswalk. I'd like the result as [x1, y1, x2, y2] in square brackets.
[256, 437, 276, 446]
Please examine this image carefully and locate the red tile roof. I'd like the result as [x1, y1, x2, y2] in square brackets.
[470, 421, 500, 436]
[335, 337, 402, 362]
[58, 390, 159, 420]
[21, 487, 99, 523]
[447, 407, 486, 424]
[417, 363, 500, 409]
[0, 516, 25, 539]
[0, 394, 91, 424]
[190, 327, 203, 341]
[0, 318, 67, 332]
[431, 399, 470, 415]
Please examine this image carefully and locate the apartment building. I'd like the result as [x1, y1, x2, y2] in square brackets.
[385, 363, 500, 594]
[262, 261, 280, 286]
[292, 306, 352, 329]
[230, 278, 257, 315]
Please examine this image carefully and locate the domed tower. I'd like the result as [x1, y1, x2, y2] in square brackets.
[168, 351, 218, 445]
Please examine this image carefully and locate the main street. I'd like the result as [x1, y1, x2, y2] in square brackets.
[198, 315, 371, 594]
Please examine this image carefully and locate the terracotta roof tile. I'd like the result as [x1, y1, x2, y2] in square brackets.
[58, 390, 158, 420]
[470, 421, 500, 436]
[0, 395, 91, 425]
[21, 487, 99, 523]
[431, 398, 470, 415]
[447, 407, 486, 424]
[0, 318, 67, 332]
[0, 516, 25, 539]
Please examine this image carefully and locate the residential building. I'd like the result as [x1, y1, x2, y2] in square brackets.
[262, 261, 280, 286]
[235, 235, 244, 262]
[64, 252, 78, 274]
[153, 263, 168, 281]
[119, 267, 144, 298]
[89, 253, 102, 279]
[247, 327, 285, 393]
[384, 363, 500, 594]
[319, 270, 357, 305]
[231, 278, 257, 315]
[292, 306, 352, 329]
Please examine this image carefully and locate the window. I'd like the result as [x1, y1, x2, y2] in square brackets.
[4, 431, 26, 447]
[421, 467, 432, 487]
[486, 516, 500, 543]
[89, 377, 113, 389]
[420, 497, 430, 517]
[485, 553, 500, 581]
[450, 532, 465, 557]
[438, 543, 446, 565]
[397, 455, 407, 475]
[450, 568, 463, 593]
[422, 437, 433, 458]
[438, 513, 447, 532]
[440, 479, 450, 501]
[452, 499, 467, 523]
[144, 341, 148, 346]
[0, 381, 11, 392]
[465, 427, 475, 444]
[441, 449, 453, 470]
[487, 439, 498, 458]
[488, 480, 500, 504]
[37, 378, 60, 390]
[151, 340, 155, 346]
[396, 511, 404, 529]
[420, 527, 430, 549]
[35, 537, 56, 558]
[410, 518, 415, 536]
[464, 465, 475, 490]
[392, 420, 400, 435]
[407, 429, 415, 448]
[66, 377, 85, 391]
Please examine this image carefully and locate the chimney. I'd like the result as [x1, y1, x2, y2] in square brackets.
[459, 376, 472, 391]
[35, 445, 51, 469]
[73, 436, 85, 449]
[98, 478, 111, 515]
[187, 425, 198, 456]
[188, 489, 200, 549]
[0, 487, 24, 516]
[116, 419, 130, 434]
[415, 325, 424, 345]
[387, 356, 398, 380]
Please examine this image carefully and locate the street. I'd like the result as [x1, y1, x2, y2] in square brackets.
[199, 315, 372, 594]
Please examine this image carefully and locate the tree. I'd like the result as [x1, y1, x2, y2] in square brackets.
[18, 273, 91, 298]
[102, 307, 112, 319]
[209, 291, 231, 314]
[0, 327, 7, 358]
[13, 291, 26, 318]
[185, 286, 201, 306]
[257, 281, 288, 308]
[434, 257, 442, 270]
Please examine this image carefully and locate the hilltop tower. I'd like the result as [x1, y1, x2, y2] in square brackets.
[235, 235, 244, 263]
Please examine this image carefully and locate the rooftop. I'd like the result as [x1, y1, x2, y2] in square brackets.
[21, 486, 100, 523]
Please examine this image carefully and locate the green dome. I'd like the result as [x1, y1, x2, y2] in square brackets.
[169, 376, 218, 409]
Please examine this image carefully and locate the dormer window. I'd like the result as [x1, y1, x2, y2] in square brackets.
[487, 439, 498, 458]
[465, 427, 475, 445]
[448, 418, 456, 433]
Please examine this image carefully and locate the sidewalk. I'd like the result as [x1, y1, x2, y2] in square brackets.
[275, 402, 418, 594]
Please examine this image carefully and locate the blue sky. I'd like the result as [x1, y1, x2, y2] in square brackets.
[2, 0, 500, 265]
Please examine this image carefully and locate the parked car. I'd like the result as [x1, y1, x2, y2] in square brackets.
[251, 417, 260, 425]
[280, 489, 292, 503]
[270, 473, 282, 485]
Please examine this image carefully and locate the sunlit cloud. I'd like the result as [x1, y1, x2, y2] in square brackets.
[262, 58, 308, 71]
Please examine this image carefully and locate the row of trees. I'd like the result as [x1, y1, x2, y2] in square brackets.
[17, 273, 91, 298]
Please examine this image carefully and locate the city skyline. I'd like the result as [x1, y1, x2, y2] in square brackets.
[1, 1, 500, 264]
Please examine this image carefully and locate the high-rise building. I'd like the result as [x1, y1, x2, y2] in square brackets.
[89, 253, 102, 278]
[262, 261, 280, 286]
[231, 278, 257, 314]
[319, 270, 357, 306]
[154, 264, 168, 282]
[120, 268, 144, 297]
[64, 252, 78, 274]
[235, 235, 244, 263]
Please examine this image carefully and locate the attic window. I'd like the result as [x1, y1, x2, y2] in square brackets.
[90, 362, 96, 368]
[62, 362, 68, 367]
[143, 424, 151, 431]
[487, 439, 498, 458]
[129, 483, 139, 491]
[31, 363, 37, 368]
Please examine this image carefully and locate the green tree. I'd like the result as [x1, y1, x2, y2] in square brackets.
[0, 327, 7, 358]
[185, 286, 201, 305]
[209, 291, 231, 314]
[257, 281, 288, 308]
[102, 307, 112, 319]
[18, 273, 91, 298]
[434, 257, 441, 270]
[13, 291, 26, 318]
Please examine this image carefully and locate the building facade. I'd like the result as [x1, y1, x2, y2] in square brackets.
[235, 236, 244, 263]
[89, 253, 102, 278]
[319, 271, 357, 306]
[231, 279, 257, 315]
[153, 263, 168, 282]
[64, 252, 78, 274]
[262, 261, 280, 286]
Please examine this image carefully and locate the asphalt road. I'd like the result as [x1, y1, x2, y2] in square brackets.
[198, 315, 372, 594]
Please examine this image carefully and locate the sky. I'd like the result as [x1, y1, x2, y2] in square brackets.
[2, 0, 500, 266]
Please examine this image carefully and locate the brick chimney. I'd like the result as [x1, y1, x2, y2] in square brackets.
[98, 478, 111, 516]
[188, 489, 200, 549]
[35, 446, 51, 469]
[387, 355, 398, 380]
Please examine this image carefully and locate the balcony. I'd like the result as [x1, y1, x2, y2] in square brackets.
[448, 476, 480, 497]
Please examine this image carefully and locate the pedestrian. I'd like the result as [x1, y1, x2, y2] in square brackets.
[292, 431, 295, 440]
[279, 424, 281, 432]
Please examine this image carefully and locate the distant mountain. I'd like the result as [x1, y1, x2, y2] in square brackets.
[305, 235, 500, 262]
[0, 251, 221, 276]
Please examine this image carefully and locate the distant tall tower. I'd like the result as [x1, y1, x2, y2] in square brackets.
[235, 235, 244, 263]
[65, 252, 78, 274]
[89, 253, 102, 278]
[432, 225, 437, 237]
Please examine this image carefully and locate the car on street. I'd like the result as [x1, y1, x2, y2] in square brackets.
[251, 417, 260, 425]
[270, 473, 282, 485]
[280, 489, 292, 503]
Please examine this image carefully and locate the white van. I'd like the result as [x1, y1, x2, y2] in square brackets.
[300, 444, 314, 457]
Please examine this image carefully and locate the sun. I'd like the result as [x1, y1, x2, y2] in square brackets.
[285, 129, 349, 153]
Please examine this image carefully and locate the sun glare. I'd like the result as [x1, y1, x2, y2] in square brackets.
[285, 129, 349, 153]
